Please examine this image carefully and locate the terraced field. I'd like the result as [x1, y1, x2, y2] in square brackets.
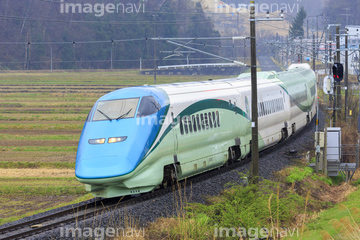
[0, 70, 228, 224]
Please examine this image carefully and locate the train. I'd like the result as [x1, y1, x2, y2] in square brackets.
[75, 63, 317, 198]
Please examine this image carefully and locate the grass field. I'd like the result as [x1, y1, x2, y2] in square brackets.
[0, 70, 231, 225]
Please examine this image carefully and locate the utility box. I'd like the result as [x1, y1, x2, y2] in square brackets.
[326, 127, 341, 161]
[326, 127, 341, 176]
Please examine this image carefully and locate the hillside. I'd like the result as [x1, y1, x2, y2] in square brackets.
[0, 0, 220, 70]
[195, 0, 325, 37]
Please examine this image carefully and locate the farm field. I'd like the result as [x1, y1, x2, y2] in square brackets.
[0, 70, 230, 225]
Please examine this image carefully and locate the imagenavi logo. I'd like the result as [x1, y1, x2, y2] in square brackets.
[60, 0, 146, 17]
[215, 0, 302, 15]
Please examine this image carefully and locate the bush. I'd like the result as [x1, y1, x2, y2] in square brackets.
[286, 167, 313, 183]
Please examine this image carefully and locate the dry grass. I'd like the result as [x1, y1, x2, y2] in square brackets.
[0, 169, 75, 178]
[275, 166, 356, 206]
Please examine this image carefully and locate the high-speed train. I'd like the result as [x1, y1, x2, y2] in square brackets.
[75, 63, 317, 198]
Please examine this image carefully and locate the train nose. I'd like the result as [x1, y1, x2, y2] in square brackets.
[75, 155, 136, 179]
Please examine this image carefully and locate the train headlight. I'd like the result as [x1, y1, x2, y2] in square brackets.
[88, 138, 106, 144]
[108, 137, 127, 143]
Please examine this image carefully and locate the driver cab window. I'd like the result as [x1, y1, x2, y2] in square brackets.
[137, 96, 161, 118]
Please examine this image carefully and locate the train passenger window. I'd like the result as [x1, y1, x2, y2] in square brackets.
[279, 99, 282, 110]
[265, 102, 268, 115]
[268, 101, 271, 114]
[196, 114, 201, 131]
[204, 113, 209, 129]
[269, 101, 271, 114]
[272, 100, 275, 113]
[200, 114, 205, 130]
[192, 115, 197, 132]
[216, 111, 220, 127]
[278, 99, 281, 111]
[188, 116, 193, 133]
[273, 100, 276, 113]
[271, 100, 276, 113]
[208, 112, 213, 128]
[137, 96, 161, 118]
[180, 116, 184, 135]
[183, 117, 189, 134]
[93, 98, 139, 122]
[212, 112, 217, 128]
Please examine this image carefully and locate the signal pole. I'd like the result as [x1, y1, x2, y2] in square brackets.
[336, 26, 341, 122]
[250, 1, 259, 184]
[329, 34, 337, 127]
[345, 31, 349, 119]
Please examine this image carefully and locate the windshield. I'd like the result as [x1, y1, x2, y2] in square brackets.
[92, 98, 139, 122]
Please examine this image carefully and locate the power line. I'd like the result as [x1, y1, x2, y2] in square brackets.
[0, 14, 213, 25]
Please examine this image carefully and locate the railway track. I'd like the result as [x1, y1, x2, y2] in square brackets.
[0, 121, 311, 240]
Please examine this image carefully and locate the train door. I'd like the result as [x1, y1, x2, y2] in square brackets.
[232, 98, 238, 116]
[170, 108, 178, 155]
[232, 97, 242, 135]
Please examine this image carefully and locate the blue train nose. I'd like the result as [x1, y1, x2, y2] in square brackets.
[76, 155, 135, 179]
[75, 87, 168, 180]
[75, 120, 143, 179]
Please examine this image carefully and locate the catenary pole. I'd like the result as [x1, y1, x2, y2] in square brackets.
[250, 1, 259, 184]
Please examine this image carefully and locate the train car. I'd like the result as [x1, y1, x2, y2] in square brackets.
[75, 63, 317, 198]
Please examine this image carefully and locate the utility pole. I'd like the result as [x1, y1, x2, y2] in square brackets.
[286, 39, 289, 68]
[237, 12, 240, 34]
[51, 46, 53, 73]
[300, 37, 303, 63]
[111, 40, 114, 72]
[325, 36, 328, 75]
[341, 8, 352, 27]
[307, 19, 309, 39]
[345, 31, 349, 119]
[312, 34, 316, 71]
[336, 26, 341, 121]
[250, 0, 259, 184]
[329, 34, 332, 75]
[244, 39, 246, 63]
[152, 14, 159, 84]
[324, 32, 330, 75]
[316, 15, 319, 50]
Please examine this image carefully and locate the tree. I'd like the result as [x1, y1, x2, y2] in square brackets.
[289, 6, 307, 38]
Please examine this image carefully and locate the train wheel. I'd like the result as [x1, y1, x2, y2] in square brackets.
[162, 165, 176, 189]
[291, 123, 296, 135]
[280, 128, 288, 142]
